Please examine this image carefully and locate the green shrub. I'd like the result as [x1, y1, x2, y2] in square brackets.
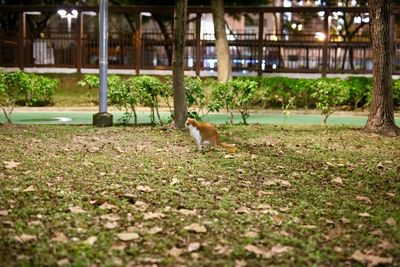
[107, 75, 136, 125]
[344, 76, 372, 110]
[392, 79, 400, 109]
[0, 72, 58, 123]
[78, 74, 99, 103]
[208, 79, 258, 124]
[311, 78, 350, 124]
[130, 75, 167, 124]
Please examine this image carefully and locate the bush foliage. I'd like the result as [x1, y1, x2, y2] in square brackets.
[0, 71, 58, 122]
[4, 72, 400, 125]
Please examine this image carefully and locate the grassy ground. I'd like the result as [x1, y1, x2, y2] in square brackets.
[0, 124, 399, 266]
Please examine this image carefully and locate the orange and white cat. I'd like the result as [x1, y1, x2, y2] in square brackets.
[185, 118, 235, 150]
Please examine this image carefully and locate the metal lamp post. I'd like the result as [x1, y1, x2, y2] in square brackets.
[93, 0, 113, 127]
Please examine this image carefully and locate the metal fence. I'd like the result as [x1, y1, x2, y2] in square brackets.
[0, 5, 399, 75]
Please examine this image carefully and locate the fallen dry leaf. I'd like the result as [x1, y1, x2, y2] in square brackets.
[334, 246, 343, 253]
[143, 212, 165, 220]
[99, 202, 118, 210]
[69, 206, 86, 214]
[170, 178, 180, 185]
[22, 185, 35, 192]
[351, 250, 393, 267]
[100, 214, 120, 221]
[168, 246, 183, 258]
[301, 224, 318, 229]
[269, 244, 292, 255]
[371, 229, 383, 236]
[385, 217, 396, 226]
[244, 231, 259, 238]
[133, 200, 148, 211]
[184, 223, 207, 233]
[83, 236, 97, 246]
[331, 177, 343, 186]
[57, 258, 70, 267]
[378, 240, 393, 250]
[358, 212, 371, 218]
[214, 244, 233, 256]
[15, 234, 36, 243]
[0, 210, 9, 216]
[265, 179, 291, 187]
[236, 206, 251, 214]
[104, 221, 118, 229]
[147, 226, 163, 235]
[235, 259, 247, 267]
[4, 160, 21, 169]
[187, 242, 201, 252]
[116, 232, 139, 241]
[356, 195, 372, 204]
[244, 244, 269, 258]
[51, 232, 68, 243]
[341, 217, 350, 224]
[136, 185, 154, 192]
[177, 209, 197, 216]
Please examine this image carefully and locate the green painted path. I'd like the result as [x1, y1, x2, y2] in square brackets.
[2, 111, 399, 126]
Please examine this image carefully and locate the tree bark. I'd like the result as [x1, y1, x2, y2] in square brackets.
[172, 0, 188, 130]
[211, 0, 232, 82]
[364, 0, 399, 137]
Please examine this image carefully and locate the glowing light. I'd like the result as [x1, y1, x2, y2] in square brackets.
[57, 9, 78, 32]
[362, 17, 370, 23]
[354, 16, 362, 24]
[315, 32, 326, 41]
[272, 64, 277, 69]
[298, 24, 303, 31]
[291, 23, 297, 29]
[318, 11, 325, 17]
[271, 35, 278, 41]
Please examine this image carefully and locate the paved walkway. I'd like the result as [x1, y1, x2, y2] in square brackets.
[2, 107, 399, 126]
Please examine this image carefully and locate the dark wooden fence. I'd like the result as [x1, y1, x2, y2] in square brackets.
[1, 5, 399, 76]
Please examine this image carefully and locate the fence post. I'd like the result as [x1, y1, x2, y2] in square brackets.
[134, 13, 141, 75]
[321, 10, 329, 77]
[321, 11, 329, 78]
[195, 13, 201, 76]
[18, 12, 25, 70]
[76, 12, 82, 72]
[257, 11, 264, 77]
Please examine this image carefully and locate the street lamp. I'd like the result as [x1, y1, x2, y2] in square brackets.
[57, 9, 78, 32]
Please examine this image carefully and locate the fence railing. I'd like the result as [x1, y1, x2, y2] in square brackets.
[0, 5, 399, 75]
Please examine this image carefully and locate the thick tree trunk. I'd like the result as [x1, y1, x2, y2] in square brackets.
[211, 0, 232, 82]
[172, 0, 188, 130]
[364, 0, 399, 137]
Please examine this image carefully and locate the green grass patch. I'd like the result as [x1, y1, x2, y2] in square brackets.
[0, 124, 399, 266]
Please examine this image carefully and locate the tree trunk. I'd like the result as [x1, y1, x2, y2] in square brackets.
[172, 0, 188, 130]
[211, 0, 232, 82]
[364, 0, 400, 137]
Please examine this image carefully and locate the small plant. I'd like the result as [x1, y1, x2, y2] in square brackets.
[392, 79, 400, 109]
[311, 78, 350, 124]
[208, 79, 258, 125]
[108, 75, 138, 125]
[345, 76, 372, 110]
[0, 71, 58, 123]
[130, 75, 166, 125]
[208, 81, 235, 124]
[231, 79, 258, 124]
[185, 76, 206, 116]
[78, 74, 99, 104]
